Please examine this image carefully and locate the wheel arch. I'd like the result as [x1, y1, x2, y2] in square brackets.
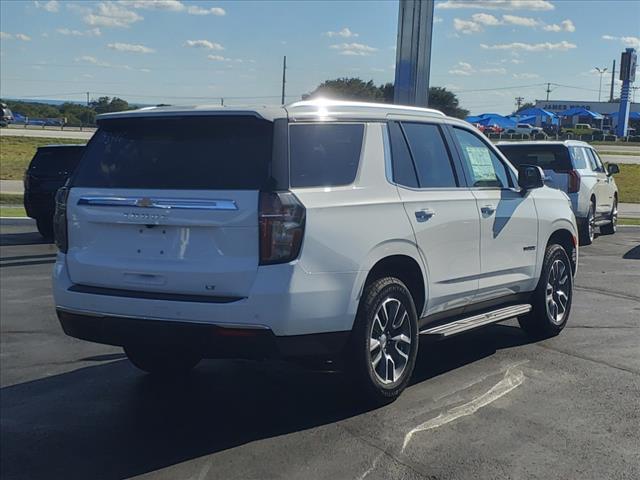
[547, 228, 577, 275]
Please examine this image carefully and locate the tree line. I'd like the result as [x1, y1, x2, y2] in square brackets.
[1, 97, 132, 127]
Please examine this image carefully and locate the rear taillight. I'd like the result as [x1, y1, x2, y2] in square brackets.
[259, 191, 305, 265]
[568, 170, 580, 194]
[53, 187, 69, 253]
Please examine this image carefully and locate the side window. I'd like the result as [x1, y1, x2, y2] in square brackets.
[452, 128, 511, 188]
[587, 149, 605, 172]
[569, 146, 589, 169]
[401, 123, 458, 188]
[388, 122, 418, 188]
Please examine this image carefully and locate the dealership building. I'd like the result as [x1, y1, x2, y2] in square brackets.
[534, 100, 640, 115]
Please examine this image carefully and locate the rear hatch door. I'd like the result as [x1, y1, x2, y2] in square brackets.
[66, 114, 278, 299]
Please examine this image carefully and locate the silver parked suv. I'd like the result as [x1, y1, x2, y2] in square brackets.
[497, 140, 619, 245]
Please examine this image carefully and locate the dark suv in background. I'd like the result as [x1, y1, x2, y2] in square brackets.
[24, 145, 85, 238]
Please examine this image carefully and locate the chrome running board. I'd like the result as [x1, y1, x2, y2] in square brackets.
[420, 304, 531, 337]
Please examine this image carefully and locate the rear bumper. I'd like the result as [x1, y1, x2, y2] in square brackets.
[57, 308, 350, 359]
[53, 254, 361, 339]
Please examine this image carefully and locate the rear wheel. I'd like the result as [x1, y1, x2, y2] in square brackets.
[124, 345, 201, 376]
[347, 277, 419, 404]
[519, 244, 573, 338]
[579, 201, 596, 245]
[600, 199, 617, 235]
[36, 217, 54, 240]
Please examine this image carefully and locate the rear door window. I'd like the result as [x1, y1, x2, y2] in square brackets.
[497, 144, 572, 172]
[401, 122, 458, 188]
[73, 116, 274, 190]
[586, 148, 605, 172]
[568, 146, 590, 169]
[289, 123, 364, 188]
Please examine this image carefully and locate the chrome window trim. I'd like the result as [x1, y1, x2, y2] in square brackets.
[77, 196, 238, 211]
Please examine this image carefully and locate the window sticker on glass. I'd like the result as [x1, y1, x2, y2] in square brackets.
[465, 146, 497, 184]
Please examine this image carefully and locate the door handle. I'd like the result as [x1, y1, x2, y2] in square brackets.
[481, 205, 496, 215]
[415, 209, 435, 222]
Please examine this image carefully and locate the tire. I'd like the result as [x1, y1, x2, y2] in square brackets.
[346, 277, 419, 404]
[518, 244, 573, 338]
[600, 198, 617, 235]
[124, 345, 201, 376]
[579, 201, 595, 246]
[36, 217, 54, 240]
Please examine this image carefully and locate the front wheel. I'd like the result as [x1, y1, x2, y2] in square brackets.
[124, 345, 201, 376]
[600, 199, 617, 235]
[519, 244, 573, 338]
[346, 277, 419, 404]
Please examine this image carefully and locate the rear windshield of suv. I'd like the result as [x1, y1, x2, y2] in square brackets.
[497, 144, 572, 172]
[289, 123, 364, 188]
[72, 116, 273, 190]
[30, 147, 85, 175]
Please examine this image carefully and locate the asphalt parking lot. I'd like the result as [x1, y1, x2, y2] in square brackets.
[1, 220, 638, 480]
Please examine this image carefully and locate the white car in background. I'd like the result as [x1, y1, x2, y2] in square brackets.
[507, 123, 541, 136]
[53, 100, 578, 402]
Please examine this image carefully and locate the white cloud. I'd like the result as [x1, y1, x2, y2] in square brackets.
[480, 40, 576, 51]
[437, 0, 554, 11]
[502, 14, 539, 27]
[84, 2, 143, 28]
[108, 42, 155, 53]
[453, 18, 482, 34]
[207, 55, 228, 61]
[543, 19, 575, 32]
[15, 33, 32, 41]
[184, 39, 224, 50]
[601, 35, 640, 49]
[512, 72, 540, 79]
[0, 32, 13, 40]
[34, 0, 60, 13]
[448, 61, 475, 75]
[56, 27, 102, 36]
[187, 5, 225, 15]
[471, 13, 501, 25]
[480, 67, 507, 74]
[118, 0, 184, 10]
[324, 27, 359, 38]
[329, 42, 377, 56]
[74, 54, 148, 71]
[75, 55, 100, 64]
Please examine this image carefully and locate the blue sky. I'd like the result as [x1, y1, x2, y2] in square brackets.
[1, 0, 638, 114]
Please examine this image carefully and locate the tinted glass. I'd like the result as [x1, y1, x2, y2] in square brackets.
[30, 147, 85, 175]
[453, 128, 510, 188]
[568, 146, 590, 169]
[388, 122, 418, 188]
[586, 149, 605, 172]
[289, 123, 364, 188]
[73, 116, 273, 189]
[402, 123, 457, 188]
[497, 144, 572, 172]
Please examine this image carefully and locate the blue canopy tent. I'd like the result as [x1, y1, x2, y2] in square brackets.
[466, 113, 516, 129]
[514, 107, 559, 127]
[558, 107, 603, 119]
[607, 111, 640, 130]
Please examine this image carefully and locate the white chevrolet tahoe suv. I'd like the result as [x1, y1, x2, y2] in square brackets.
[53, 100, 578, 402]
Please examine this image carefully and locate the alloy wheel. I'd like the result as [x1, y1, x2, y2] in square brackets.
[369, 297, 412, 385]
[588, 205, 595, 242]
[545, 259, 570, 325]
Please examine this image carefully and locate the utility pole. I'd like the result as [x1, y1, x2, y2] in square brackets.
[594, 66, 607, 102]
[609, 59, 616, 102]
[86, 91, 90, 106]
[281, 56, 287, 105]
[545, 83, 552, 101]
[220, 97, 224, 106]
[515, 96, 524, 111]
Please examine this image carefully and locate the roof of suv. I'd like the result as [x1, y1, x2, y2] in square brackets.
[497, 140, 591, 148]
[96, 99, 448, 123]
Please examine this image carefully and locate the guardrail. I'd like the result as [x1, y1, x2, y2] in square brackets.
[6, 123, 97, 133]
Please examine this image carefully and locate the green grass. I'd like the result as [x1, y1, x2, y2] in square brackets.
[0, 136, 85, 180]
[615, 164, 640, 204]
[598, 150, 640, 156]
[0, 193, 24, 205]
[619, 218, 640, 226]
[0, 206, 27, 217]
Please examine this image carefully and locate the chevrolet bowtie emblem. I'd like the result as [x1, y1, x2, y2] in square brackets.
[136, 197, 154, 208]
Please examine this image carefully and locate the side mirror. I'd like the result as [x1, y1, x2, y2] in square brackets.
[518, 165, 545, 191]
[607, 163, 620, 176]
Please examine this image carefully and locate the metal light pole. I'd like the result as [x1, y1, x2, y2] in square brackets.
[594, 67, 607, 102]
